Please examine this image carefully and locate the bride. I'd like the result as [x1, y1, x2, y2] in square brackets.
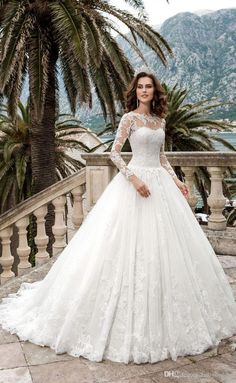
[0, 71, 236, 365]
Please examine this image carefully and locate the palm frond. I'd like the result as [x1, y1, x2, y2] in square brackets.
[28, 26, 51, 119]
[0, 10, 33, 91]
[97, 3, 172, 65]
[15, 151, 27, 190]
[210, 136, 236, 151]
[51, 1, 88, 68]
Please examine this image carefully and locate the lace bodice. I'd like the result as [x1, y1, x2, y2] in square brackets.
[110, 111, 177, 179]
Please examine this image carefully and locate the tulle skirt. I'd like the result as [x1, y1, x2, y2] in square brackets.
[0, 165, 236, 364]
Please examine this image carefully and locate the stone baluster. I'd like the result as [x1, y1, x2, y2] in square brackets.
[34, 205, 50, 265]
[71, 185, 85, 229]
[207, 166, 227, 230]
[52, 195, 67, 255]
[16, 216, 31, 275]
[182, 166, 198, 212]
[0, 226, 14, 284]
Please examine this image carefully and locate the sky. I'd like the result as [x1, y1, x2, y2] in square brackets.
[110, 0, 236, 27]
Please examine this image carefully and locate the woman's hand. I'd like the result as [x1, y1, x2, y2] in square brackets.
[129, 175, 151, 198]
[174, 177, 189, 197]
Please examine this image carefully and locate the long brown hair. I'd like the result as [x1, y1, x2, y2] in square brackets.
[125, 72, 168, 118]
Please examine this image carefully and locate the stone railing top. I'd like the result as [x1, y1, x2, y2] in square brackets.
[0, 169, 86, 231]
[1, 151, 236, 231]
[81, 152, 236, 167]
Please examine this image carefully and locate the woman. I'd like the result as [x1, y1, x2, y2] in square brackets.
[0, 71, 236, 364]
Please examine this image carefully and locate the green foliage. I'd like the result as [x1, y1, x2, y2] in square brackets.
[166, 84, 236, 216]
[163, 83, 236, 213]
[225, 177, 236, 226]
[0, 101, 94, 212]
[163, 83, 236, 151]
[0, 0, 172, 125]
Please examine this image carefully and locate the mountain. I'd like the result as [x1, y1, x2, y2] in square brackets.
[21, 8, 236, 125]
[123, 8, 236, 120]
[192, 10, 214, 17]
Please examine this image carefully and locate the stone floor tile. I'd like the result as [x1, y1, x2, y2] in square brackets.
[141, 357, 192, 375]
[229, 283, 236, 299]
[0, 327, 19, 344]
[82, 358, 148, 383]
[0, 367, 32, 383]
[186, 346, 218, 362]
[21, 341, 74, 366]
[227, 335, 236, 343]
[219, 351, 236, 366]
[108, 374, 159, 383]
[192, 356, 236, 383]
[151, 362, 221, 383]
[217, 338, 236, 355]
[172, 356, 194, 366]
[226, 274, 236, 284]
[218, 256, 236, 269]
[0, 342, 26, 369]
[224, 268, 236, 280]
[29, 359, 94, 383]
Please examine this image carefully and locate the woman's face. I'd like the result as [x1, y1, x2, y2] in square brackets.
[136, 76, 154, 105]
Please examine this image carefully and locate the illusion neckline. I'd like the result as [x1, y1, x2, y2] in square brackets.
[130, 111, 161, 119]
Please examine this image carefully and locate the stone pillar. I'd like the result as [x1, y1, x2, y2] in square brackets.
[52, 195, 67, 255]
[71, 185, 85, 229]
[34, 205, 50, 265]
[182, 166, 198, 212]
[16, 216, 31, 275]
[86, 166, 112, 212]
[0, 226, 14, 284]
[207, 166, 227, 230]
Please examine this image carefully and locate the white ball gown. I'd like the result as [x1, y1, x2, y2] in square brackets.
[0, 111, 236, 364]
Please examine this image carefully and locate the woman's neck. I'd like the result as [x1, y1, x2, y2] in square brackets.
[135, 103, 152, 115]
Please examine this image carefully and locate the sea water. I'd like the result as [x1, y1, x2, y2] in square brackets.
[196, 132, 236, 210]
[212, 132, 236, 151]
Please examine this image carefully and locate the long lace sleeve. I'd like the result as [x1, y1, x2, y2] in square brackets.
[160, 119, 177, 178]
[110, 114, 135, 179]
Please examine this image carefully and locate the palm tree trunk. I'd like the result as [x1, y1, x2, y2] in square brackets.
[29, 44, 58, 255]
[29, 57, 57, 194]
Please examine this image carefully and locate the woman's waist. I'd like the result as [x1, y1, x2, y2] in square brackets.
[128, 158, 161, 168]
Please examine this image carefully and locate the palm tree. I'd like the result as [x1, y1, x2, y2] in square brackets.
[162, 84, 236, 152]
[163, 83, 236, 212]
[0, 0, 172, 194]
[0, 101, 96, 213]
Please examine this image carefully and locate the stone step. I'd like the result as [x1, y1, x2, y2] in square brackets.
[0, 253, 60, 300]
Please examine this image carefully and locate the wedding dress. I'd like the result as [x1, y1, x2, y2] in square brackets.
[0, 111, 236, 364]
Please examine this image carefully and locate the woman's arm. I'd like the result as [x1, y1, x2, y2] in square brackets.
[159, 119, 177, 179]
[160, 119, 189, 196]
[110, 113, 151, 197]
[160, 142, 178, 179]
[109, 113, 135, 179]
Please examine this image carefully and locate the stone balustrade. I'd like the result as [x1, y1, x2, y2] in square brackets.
[81, 151, 236, 255]
[81, 152, 236, 228]
[0, 170, 86, 284]
[0, 151, 236, 285]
